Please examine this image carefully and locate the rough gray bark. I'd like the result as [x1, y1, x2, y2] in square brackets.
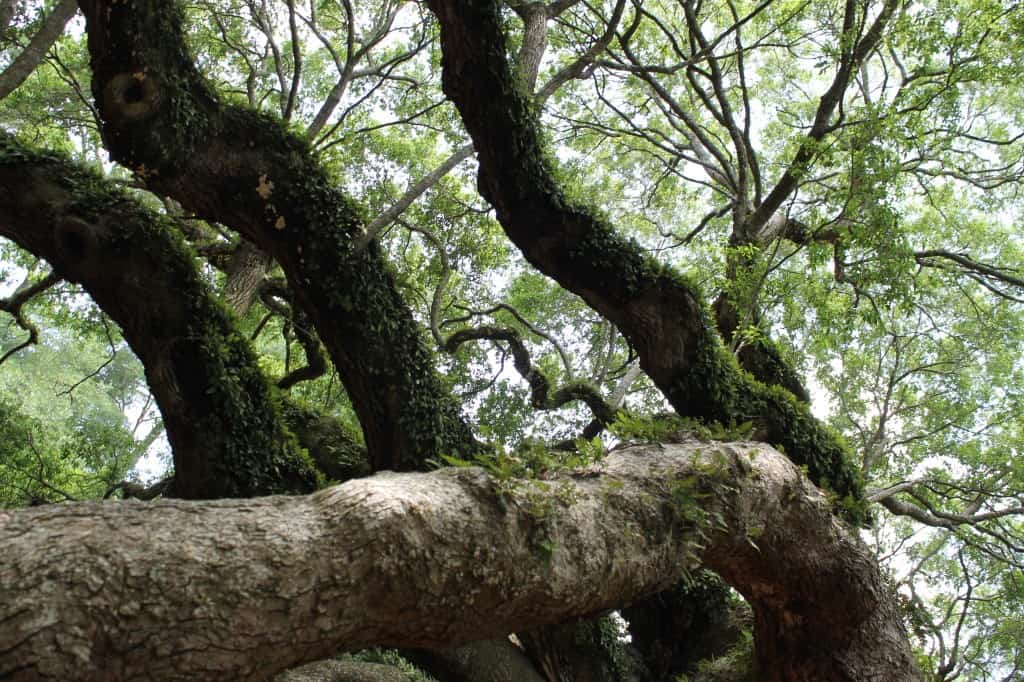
[0, 442, 919, 681]
[0, 0, 77, 101]
[274, 660, 411, 682]
[408, 638, 546, 682]
[223, 238, 274, 315]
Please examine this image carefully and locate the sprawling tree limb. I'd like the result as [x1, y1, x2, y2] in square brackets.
[0, 133, 319, 498]
[74, 0, 478, 471]
[425, 0, 865, 511]
[0, 441, 918, 681]
[0, 0, 77, 101]
[445, 325, 617, 427]
[0, 269, 61, 365]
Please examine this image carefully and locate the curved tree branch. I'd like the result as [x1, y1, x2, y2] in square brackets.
[0, 270, 62, 365]
[0, 441, 919, 681]
[445, 324, 616, 426]
[75, 0, 478, 471]
[425, 0, 865, 511]
[0, 133, 319, 498]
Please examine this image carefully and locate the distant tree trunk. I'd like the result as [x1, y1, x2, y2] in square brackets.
[0, 442, 920, 681]
[622, 572, 744, 680]
[0, 0, 17, 39]
[223, 239, 273, 316]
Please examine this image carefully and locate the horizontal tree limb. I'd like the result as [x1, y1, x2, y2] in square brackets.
[0, 441, 918, 681]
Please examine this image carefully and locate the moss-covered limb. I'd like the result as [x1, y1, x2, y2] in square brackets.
[711, 291, 811, 404]
[445, 325, 618, 426]
[75, 1, 478, 472]
[426, 0, 864, 512]
[0, 134, 320, 499]
[278, 400, 370, 484]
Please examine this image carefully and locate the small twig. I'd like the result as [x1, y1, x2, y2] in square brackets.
[57, 315, 116, 396]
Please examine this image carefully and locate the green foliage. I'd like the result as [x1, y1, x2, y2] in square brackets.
[341, 649, 438, 682]
[5, 0, 1024, 673]
[437, 436, 605, 484]
[610, 412, 755, 444]
[680, 630, 757, 682]
[0, 280, 157, 506]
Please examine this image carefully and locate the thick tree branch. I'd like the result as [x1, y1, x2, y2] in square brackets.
[75, 0, 478, 471]
[425, 0, 865, 511]
[0, 442, 919, 681]
[0, 134, 319, 498]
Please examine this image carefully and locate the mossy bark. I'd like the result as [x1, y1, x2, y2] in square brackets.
[425, 0, 864, 517]
[0, 135, 319, 498]
[75, 0, 478, 472]
[0, 442, 921, 681]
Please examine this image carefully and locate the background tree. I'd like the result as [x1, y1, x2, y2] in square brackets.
[0, 0, 1021, 679]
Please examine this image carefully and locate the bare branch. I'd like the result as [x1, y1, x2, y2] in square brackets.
[0, 270, 62, 365]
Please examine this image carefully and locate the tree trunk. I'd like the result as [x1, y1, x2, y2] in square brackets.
[408, 639, 547, 682]
[223, 239, 274, 316]
[74, 0, 479, 472]
[0, 133, 319, 498]
[0, 441, 920, 681]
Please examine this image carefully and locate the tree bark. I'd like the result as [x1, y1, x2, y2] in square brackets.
[0, 441, 919, 681]
[0, 133, 319, 499]
[408, 638, 547, 682]
[223, 238, 274, 316]
[274, 659, 412, 682]
[424, 0, 865, 513]
[74, 0, 479, 472]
